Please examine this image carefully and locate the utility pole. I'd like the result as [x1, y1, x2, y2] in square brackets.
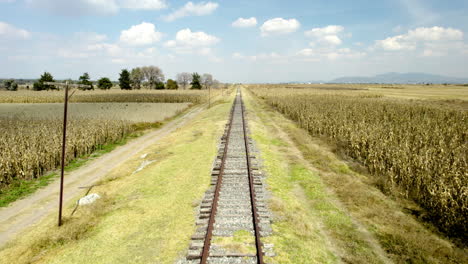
[45, 81, 92, 226]
[208, 84, 211, 108]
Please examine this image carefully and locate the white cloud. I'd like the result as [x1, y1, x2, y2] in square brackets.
[86, 43, 122, 56]
[232, 17, 257, 28]
[375, 26, 464, 55]
[165, 28, 219, 48]
[406, 26, 463, 41]
[297, 47, 365, 61]
[0, 22, 31, 39]
[26, 0, 120, 16]
[231, 52, 283, 62]
[297, 48, 315, 57]
[321, 35, 342, 46]
[119, 0, 167, 10]
[164, 28, 220, 62]
[376, 35, 415, 51]
[260, 18, 300, 36]
[305, 25, 344, 37]
[119, 22, 162, 46]
[305, 25, 345, 46]
[163, 1, 218, 22]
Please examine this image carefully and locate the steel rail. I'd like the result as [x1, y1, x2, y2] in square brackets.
[240, 91, 264, 264]
[200, 95, 237, 264]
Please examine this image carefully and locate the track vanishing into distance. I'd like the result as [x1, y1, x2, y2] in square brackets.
[182, 90, 274, 264]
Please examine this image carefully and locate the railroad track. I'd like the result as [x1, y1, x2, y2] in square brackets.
[183, 89, 273, 264]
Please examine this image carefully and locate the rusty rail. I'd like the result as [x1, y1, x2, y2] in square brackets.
[200, 89, 264, 263]
[200, 95, 236, 263]
[241, 91, 264, 264]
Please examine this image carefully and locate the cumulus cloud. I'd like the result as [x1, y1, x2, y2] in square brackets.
[165, 28, 219, 48]
[305, 25, 345, 46]
[164, 28, 220, 62]
[305, 25, 344, 37]
[0, 22, 31, 39]
[260, 18, 300, 36]
[163, 1, 218, 22]
[375, 26, 464, 55]
[119, 0, 167, 10]
[232, 17, 257, 28]
[120, 22, 162, 46]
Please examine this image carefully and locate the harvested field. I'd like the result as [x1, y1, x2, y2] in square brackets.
[0, 103, 190, 123]
[0, 90, 207, 104]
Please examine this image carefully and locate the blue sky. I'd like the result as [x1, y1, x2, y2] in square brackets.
[1, 0, 468, 82]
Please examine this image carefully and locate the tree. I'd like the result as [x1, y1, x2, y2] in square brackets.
[201, 73, 214, 90]
[3, 79, 18, 91]
[141, 66, 165, 89]
[78, 72, 93, 90]
[190, 73, 202, 90]
[176, 72, 192, 90]
[97, 77, 113, 90]
[213, 79, 221, 89]
[33, 72, 55, 91]
[166, 79, 178, 90]
[130, 67, 144, 89]
[119, 69, 132, 90]
[154, 81, 164, 90]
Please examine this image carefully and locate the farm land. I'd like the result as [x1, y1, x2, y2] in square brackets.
[0, 84, 466, 263]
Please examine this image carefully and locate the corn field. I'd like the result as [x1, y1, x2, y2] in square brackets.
[250, 87, 467, 238]
[0, 90, 209, 104]
[0, 88, 227, 190]
[0, 117, 133, 187]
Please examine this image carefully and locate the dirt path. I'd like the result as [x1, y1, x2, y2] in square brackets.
[0, 106, 203, 248]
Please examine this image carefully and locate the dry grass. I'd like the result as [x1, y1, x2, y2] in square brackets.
[212, 230, 256, 254]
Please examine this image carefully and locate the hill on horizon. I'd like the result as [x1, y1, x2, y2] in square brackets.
[330, 72, 468, 84]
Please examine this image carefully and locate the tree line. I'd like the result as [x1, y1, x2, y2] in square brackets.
[2, 66, 222, 91]
[119, 66, 220, 90]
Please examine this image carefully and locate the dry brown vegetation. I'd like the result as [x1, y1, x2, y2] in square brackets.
[0, 118, 132, 187]
[0, 89, 208, 104]
[249, 85, 467, 240]
[0, 90, 206, 189]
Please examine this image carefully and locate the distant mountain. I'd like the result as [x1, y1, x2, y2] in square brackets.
[330, 72, 468, 84]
